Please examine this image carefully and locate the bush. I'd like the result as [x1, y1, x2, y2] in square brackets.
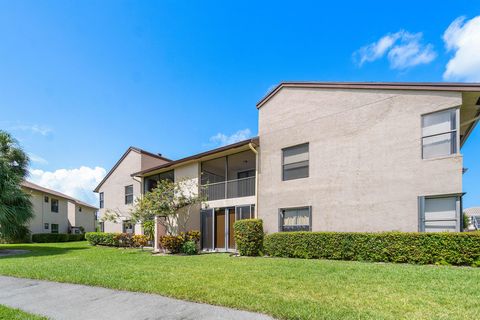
[132, 234, 148, 248]
[32, 233, 69, 243]
[85, 232, 119, 246]
[68, 233, 85, 241]
[234, 219, 264, 256]
[159, 230, 201, 254]
[159, 235, 184, 253]
[181, 240, 198, 255]
[264, 231, 480, 266]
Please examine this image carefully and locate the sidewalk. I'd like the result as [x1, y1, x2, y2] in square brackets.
[0, 276, 274, 320]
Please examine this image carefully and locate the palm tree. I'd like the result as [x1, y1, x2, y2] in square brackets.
[0, 130, 33, 241]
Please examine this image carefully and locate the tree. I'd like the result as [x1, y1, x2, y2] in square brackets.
[0, 130, 33, 241]
[130, 178, 205, 235]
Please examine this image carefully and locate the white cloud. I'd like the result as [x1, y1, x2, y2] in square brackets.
[443, 16, 480, 81]
[10, 124, 53, 136]
[28, 153, 48, 165]
[209, 128, 252, 146]
[354, 30, 436, 69]
[28, 166, 106, 206]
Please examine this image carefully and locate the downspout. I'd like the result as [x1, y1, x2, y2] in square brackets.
[248, 143, 259, 219]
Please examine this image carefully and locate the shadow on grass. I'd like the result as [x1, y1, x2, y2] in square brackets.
[0, 243, 89, 259]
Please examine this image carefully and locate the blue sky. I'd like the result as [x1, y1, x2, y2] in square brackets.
[1, 1, 479, 207]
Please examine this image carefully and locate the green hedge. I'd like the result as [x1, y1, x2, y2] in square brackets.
[31, 233, 86, 243]
[233, 219, 264, 256]
[264, 232, 480, 266]
[85, 232, 119, 246]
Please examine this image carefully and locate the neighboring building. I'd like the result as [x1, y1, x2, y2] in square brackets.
[103, 82, 480, 251]
[21, 181, 98, 234]
[93, 147, 170, 233]
[464, 207, 480, 231]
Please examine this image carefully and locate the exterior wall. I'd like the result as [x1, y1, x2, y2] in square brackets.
[98, 151, 142, 233]
[258, 88, 463, 233]
[68, 202, 96, 232]
[26, 189, 69, 234]
[174, 163, 201, 231]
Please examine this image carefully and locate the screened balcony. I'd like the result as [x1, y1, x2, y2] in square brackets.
[200, 150, 256, 201]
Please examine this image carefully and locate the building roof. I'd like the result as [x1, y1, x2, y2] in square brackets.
[132, 137, 259, 177]
[465, 207, 480, 216]
[21, 181, 98, 210]
[93, 146, 171, 192]
[256, 82, 480, 108]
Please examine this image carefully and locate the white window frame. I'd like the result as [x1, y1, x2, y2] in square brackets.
[421, 108, 460, 160]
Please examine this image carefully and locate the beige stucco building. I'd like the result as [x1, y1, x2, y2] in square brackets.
[22, 181, 98, 235]
[97, 82, 480, 251]
[94, 147, 170, 233]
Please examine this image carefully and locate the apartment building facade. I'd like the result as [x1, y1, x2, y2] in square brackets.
[97, 82, 480, 251]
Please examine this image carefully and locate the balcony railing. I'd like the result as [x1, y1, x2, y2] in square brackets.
[201, 176, 255, 201]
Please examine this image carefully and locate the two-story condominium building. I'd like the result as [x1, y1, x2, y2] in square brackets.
[22, 181, 98, 234]
[98, 82, 480, 251]
[94, 147, 170, 233]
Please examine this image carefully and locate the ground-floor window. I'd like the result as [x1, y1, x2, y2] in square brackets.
[51, 224, 59, 234]
[418, 195, 461, 232]
[123, 221, 135, 234]
[235, 204, 255, 220]
[279, 206, 312, 232]
[99, 221, 105, 232]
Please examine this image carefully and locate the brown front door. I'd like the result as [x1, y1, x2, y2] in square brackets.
[228, 209, 235, 249]
[215, 209, 226, 249]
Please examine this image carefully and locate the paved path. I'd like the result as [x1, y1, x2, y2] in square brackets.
[0, 276, 274, 320]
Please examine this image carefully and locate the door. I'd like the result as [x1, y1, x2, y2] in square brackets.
[215, 209, 226, 249]
[228, 209, 236, 249]
[201, 209, 213, 250]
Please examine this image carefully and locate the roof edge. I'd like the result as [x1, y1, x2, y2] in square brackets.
[256, 82, 480, 108]
[132, 137, 259, 177]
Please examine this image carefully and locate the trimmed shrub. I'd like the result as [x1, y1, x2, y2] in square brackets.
[85, 232, 119, 246]
[132, 234, 148, 248]
[234, 219, 264, 256]
[68, 233, 85, 241]
[181, 240, 198, 255]
[264, 231, 480, 266]
[32, 233, 69, 243]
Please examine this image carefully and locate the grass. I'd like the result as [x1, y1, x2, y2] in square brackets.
[0, 305, 47, 320]
[0, 242, 479, 320]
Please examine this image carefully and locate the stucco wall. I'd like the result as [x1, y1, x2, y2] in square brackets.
[258, 88, 463, 233]
[27, 190, 69, 234]
[68, 202, 96, 232]
[98, 150, 142, 233]
[174, 163, 201, 231]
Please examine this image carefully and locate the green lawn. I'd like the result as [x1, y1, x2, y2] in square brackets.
[0, 305, 47, 320]
[0, 242, 479, 320]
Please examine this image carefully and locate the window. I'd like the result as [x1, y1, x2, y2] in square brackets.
[44, 196, 49, 203]
[99, 192, 104, 208]
[99, 222, 105, 232]
[51, 199, 59, 213]
[419, 195, 461, 232]
[144, 170, 175, 193]
[235, 204, 255, 220]
[78, 206, 82, 212]
[422, 109, 458, 159]
[44, 223, 49, 230]
[282, 143, 309, 181]
[279, 207, 312, 231]
[51, 224, 59, 234]
[125, 185, 134, 204]
[123, 221, 134, 234]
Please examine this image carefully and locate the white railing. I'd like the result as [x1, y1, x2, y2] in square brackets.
[201, 176, 255, 201]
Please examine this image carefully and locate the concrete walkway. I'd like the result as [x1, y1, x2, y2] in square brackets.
[0, 276, 274, 320]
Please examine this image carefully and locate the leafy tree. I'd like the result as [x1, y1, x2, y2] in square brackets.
[131, 178, 205, 235]
[0, 130, 33, 241]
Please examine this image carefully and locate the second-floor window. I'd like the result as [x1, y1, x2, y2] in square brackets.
[422, 108, 458, 159]
[282, 143, 309, 181]
[51, 199, 59, 213]
[99, 192, 104, 208]
[125, 185, 133, 204]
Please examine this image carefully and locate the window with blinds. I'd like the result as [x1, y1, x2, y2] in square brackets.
[422, 109, 458, 159]
[282, 143, 309, 181]
[279, 207, 311, 231]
